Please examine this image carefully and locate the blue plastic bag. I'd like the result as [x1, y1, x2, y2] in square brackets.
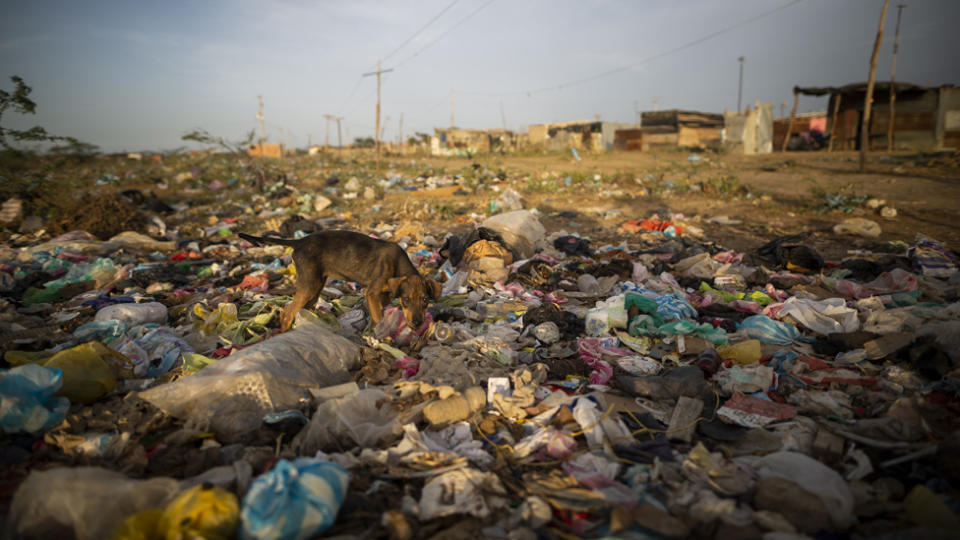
[655, 292, 697, 321]
[241, 458, 349, 540]
[0, 364, 70, 434]
[738, 315, 813, 346]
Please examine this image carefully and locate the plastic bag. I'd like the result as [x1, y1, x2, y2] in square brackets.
[750, 451, 856, 531]
[95, 302, 168, 326]
[240, 458, 349, 540]
[737, 314, 812, 346]
[6, 467, 180, 540]
[776, 296, 859, 335]
[140, 315, 359, 442]
[0, 364, 70, 434]
[292, 388, 402, 453]
[480, 210, 546, 259]
[159, 484, 239, 540]
[43, 342, 131, 403]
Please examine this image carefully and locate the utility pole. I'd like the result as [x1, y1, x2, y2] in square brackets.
[256, 95, 266, 155]
[861, 0, 890, 172]
[888, 4, 906, 151]
[500, 100, 507, 130]
[335, 117, 343, 151]
[398, 113, 403, 145]
[362, 61, 393, 169]
[450, 89, 455, 128]
[323, 114, 339, 150]
[653, 96, 659, 112]
[634, 100, 639, 124]
[323, 115, 331, 149]
[737, 56, 745, 113]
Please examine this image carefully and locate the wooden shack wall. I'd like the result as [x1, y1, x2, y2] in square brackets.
[829, 88, 940, 151]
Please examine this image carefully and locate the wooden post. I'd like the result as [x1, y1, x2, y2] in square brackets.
[860, 0, 890, 172]
[362, 62, 393, 170]
[376, 61, 381, 169]
[828, 93, 842, 152]
[781, 89, 798, 152]
[336, 117, 342, 152]
[888, 4, 906, 151]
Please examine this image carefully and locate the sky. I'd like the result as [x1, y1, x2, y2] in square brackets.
[2, 0, 958, 153]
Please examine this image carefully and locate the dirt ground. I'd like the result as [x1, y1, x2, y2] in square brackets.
[370, 149, 960, 261]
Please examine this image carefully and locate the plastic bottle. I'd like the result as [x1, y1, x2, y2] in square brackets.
[432, 322, 454, 344]
[717, 339, 762, 365]
[94, 302, 168, 326]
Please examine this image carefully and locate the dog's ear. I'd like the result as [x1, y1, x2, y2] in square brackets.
[383, 276, 406, 298]
[428, 279, 443, 299]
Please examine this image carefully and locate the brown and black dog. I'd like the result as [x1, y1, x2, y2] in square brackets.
[239, 230, 442, 332]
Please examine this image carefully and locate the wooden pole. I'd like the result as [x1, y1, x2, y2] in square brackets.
[888, 4, 906, 151]
[860, 0, 890, 172]
[737, 56, 744, 113]
[828, 93, 842, 152]
[781, 89, 799, 152]
[336, 117, 342, 151]
[376, 60, 382, 169]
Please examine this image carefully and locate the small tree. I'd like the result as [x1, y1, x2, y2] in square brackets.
[0, 76, 79, 151]
[182, 128, 256, 155]
[353, 136, 375, 148]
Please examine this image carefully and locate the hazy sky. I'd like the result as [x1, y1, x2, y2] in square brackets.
[2, 0, 958, 152]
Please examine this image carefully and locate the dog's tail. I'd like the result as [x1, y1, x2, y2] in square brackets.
[238, 232, 300, 247]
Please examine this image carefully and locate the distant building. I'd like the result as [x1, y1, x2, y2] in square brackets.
[528, 121, 637, 151]
[639, 110, 723, 151]
[793, 82, 960, 151]
[431, 128, 517, 155]
[248, 143, 285, 158]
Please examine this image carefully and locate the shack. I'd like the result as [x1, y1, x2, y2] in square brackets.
[527, 121, 637, 151]
[431, 128, 517, 156]
[248, 144, 284, 158]
[792, 82, 960, 151]
[639, 110, 723, 151]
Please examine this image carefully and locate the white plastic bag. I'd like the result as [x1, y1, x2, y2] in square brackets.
[140, 315, 359, 442]
[751, 451, 856, 531]
[777, 297, 859, 335]
[292, 388, 402, 453]
[480, 210, 545, 259]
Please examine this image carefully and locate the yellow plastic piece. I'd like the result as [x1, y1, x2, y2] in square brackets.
[4, 350, 55, 366]
[111, 509, 163, 540]
[159, 484, 240, 540]
[42, 342, 127, 403]
[717, 339, 762, 365]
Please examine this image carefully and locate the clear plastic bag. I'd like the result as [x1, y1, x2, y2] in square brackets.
[140, 315, 359, 443]
[6, 467, 180, 540]
[480, 210, 546, 259]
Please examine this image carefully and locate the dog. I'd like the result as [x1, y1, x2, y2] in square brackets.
[239, 230, 442, 332]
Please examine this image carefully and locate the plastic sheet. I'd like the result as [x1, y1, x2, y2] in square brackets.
[6, 467, 180, 540]
[141, 315, 359, 442]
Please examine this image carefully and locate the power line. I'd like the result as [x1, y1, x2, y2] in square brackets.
[381, 0, 462, 64]
[393, 0, 497, 69]
[462, 0, 805, 98]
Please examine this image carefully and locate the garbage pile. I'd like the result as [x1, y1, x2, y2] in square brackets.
[2, 172, 960, 539]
